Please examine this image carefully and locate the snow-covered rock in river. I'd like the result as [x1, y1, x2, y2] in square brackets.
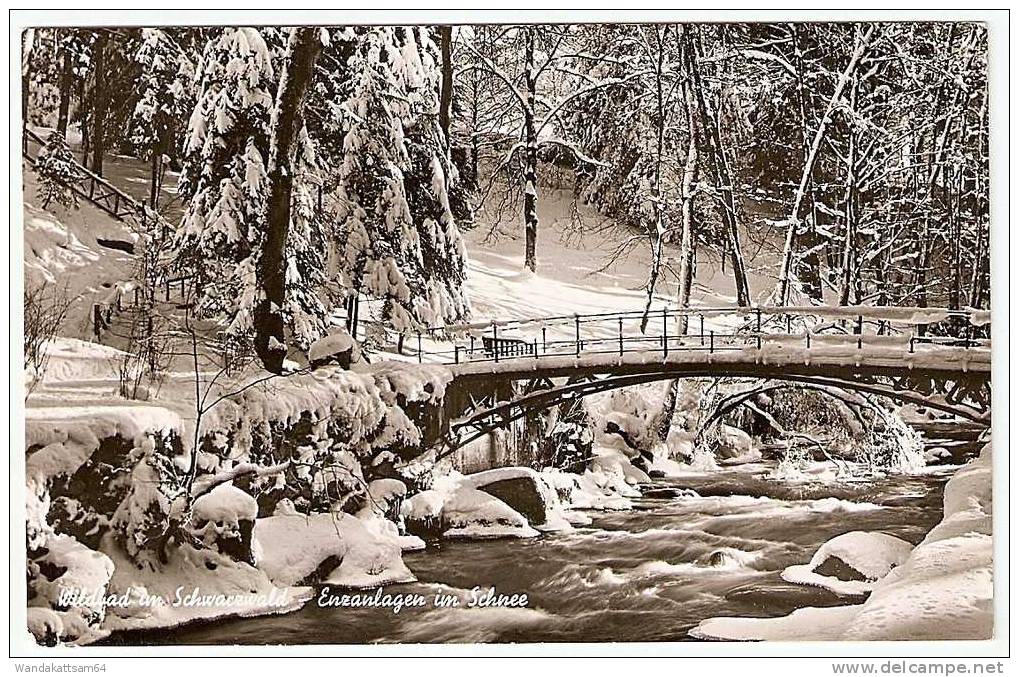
[714, 424, 755, 460]
[460, 467, 572, 532]
[541, 468, 635, 511]
[401, 482, 539, 540]
[781, 531, 914, 596]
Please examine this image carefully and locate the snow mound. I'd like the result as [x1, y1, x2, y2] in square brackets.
[781, 531, 914, 596]
[192, 483, 259, 526]
[254, 512, 415, 588]
[100, 533, 311, 634]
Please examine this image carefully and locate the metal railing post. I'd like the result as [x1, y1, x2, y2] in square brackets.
[700, 314, 705, 345]
[533, 338, 539, 359]
[542, 326, 547, 353]
[417, 330, 422, 363]
[618, 317, 624, 356]
[909, 335, 915, 353]
[493, 322, 499, 363]
[575, 315, 581, 356]
[709, 330, 714, 353]
[755, 307, 762, 333]
[663, 306, 669, 358]
[454, 345, 460, 364]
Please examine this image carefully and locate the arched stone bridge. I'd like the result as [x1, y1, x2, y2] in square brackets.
[403, 306, 991, 454]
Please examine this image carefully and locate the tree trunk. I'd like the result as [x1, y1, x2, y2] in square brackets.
[690, 28, 750, 306]
[90, 32, 107, 176]
[254, 27, 322, 374]
[676, 27, 699, 332]
[149, 143, 162, 209]
[640, 26, 669, 333]
[21, 29, 34, 127]
[653, 379, 682, 443]
[56, 40, 73, 136]
[522, 28, 539, 273]
[438, 25, 454, 146]
[838, 76, 860, 306]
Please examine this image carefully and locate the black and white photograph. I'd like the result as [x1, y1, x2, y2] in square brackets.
[10, 8, 1008, 663]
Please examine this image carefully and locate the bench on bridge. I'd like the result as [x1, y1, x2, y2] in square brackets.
[481, 335, 534, 359]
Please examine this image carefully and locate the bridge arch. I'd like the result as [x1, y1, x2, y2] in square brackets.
[439, 369, 988, 457]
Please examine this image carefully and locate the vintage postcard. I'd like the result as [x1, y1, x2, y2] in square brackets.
[10, 8, 1008, 667]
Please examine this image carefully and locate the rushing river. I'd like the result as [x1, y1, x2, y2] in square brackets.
[104, 462, 951, 645]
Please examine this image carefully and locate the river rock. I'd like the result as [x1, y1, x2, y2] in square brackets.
[461, 467, 571, 531]
[439, 486, 539, 540]
[715, 424, 755, 460]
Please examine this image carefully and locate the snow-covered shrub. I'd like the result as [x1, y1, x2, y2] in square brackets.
[34, 132, 82, 210]
[24, 280, 74, 395]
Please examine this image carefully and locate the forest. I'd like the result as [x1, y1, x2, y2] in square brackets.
[22, 22, 989, 372]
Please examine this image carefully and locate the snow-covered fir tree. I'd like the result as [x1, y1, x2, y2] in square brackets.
[34, 131, 82, 210]
[321, 27, 469, 338]
[129, 28, 195, 208]
[174, 27, 328, 349]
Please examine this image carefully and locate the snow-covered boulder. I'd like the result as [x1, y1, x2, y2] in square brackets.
[781, 531, 915, 596]
[714, 424, 755, 460]
[589, 447, 652, 485]
[541, 468, 633, 511]
[253, 511, 415, 588]
[189, 484, 260, 566]
[308, 328, 360, 369]
[401, 484, 539, 540]
[440, 486, 539, 540]
[461, 467, 572, 532]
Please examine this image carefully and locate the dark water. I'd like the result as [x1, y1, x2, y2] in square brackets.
[104, 463, 950, 645]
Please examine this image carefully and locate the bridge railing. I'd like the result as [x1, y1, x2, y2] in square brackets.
[407, 306, 990, 366]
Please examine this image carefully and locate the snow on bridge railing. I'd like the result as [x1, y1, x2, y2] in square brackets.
[420, 304, 989, 337]
[402, 305, 990, 366]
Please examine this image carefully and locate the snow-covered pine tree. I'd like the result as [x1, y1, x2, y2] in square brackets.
[173, 27, 276, 342]
[34, 131, 82, 210]
[396, 27, 470, 329]
[175, 27, 329, 353]
[324, 27, 469, 340]
[129, 28, 195, 209]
